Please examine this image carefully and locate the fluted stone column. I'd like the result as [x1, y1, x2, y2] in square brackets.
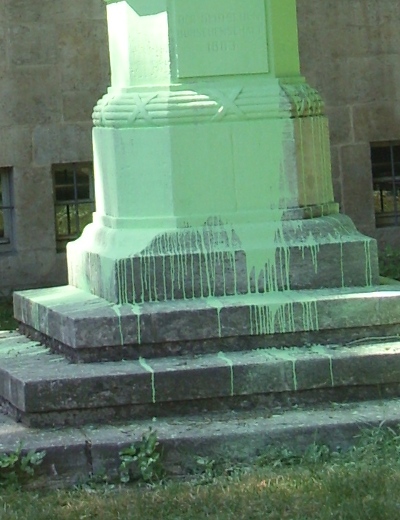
[67, 0, 379, 304]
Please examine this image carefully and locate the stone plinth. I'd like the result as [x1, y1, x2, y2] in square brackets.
[66, 0, 378, 304]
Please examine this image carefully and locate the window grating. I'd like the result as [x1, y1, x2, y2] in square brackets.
[53, 162, 95, 251]
[371, 142, 400, 228]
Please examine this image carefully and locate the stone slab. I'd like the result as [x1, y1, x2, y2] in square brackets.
[1, 399, 400, 486]
[2, 331, 400, 427]
[13, 284, 400, 362]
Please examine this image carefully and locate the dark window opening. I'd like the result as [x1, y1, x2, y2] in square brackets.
[371, 142, 400, 228]
[0, 168, 13, 246]
[53, 163, 95, 251]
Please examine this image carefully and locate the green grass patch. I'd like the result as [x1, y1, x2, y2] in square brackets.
[1, 427, 400, 519]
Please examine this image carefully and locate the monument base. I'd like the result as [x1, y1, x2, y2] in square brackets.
[67, 213, 379, 304]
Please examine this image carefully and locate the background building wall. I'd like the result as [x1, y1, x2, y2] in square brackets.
[0, 0, 109, 296]
[0, 0, 400, 294]
[297, 0, 400, 245]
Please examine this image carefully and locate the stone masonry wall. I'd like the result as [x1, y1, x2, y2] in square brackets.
[0, 0, 110, 296]
[297, 0, 400, 246]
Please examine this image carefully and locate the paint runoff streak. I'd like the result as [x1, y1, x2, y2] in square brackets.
[115, 227, 240, 303]
[217, 352, 234, 396]
[339, 242, 345, 288]
[208, 298, 224, 337]
[130, 303, 142, 344]
[139, 357, 156, 404]
[250, 301, 295, 335]
[112, 305, 124, 345]
[364, 240, 373, 286]
[301, 301, 319, 331]
[263, 348, 298, 391]
[310, 345, 335, 387]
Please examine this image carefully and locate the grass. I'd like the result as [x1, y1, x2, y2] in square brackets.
[0, 427, 400, 519]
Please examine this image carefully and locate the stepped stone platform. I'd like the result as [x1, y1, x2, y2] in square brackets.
[0, 383, 400, 486]
[13, 284, 400, 362]
[2, 282, 400, 484]
[2, 329, 400, 428]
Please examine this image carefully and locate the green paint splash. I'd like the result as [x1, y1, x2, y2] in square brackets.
[112, 305, 124, 345]
[218, 351, 234, 396]
[263, 348, 298, 391]
[130, 303, 142, 344]
[310, 345, 335, 387]
[139, 357, 156, 404]
[208, 298, 224, 337]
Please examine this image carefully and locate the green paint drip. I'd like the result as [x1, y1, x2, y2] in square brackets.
[292, 359, 298, 391]
[139, 357, 156, 403]
[218, 351, 234, 396]
[328, 356, 334, 387]
[339, 242, 345, 288]
[112, 305, 124, 345]
[300, 300, 319, 331]
[309, 345, 334, 387]
[249, 297, 296, 336]
[130, 303, 142, 344]
[208, 298, 223, 337]
[264, 348, 298, 391]
[364, 240, 372, 286]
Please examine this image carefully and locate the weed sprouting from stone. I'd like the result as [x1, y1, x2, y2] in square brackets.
[0, 444, 46, 487]
[119, 429, 164, 484]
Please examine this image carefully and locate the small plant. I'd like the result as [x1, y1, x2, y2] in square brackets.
[256, 446, 302, 468]
[0, 444, 46, 487]
[194, 456, 218, 485]
[255, 443, 334, 469]
[119, 429, 164, 484]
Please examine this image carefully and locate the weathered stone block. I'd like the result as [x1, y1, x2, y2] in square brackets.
[9, 23, 57, 66]
[324, 105, 352, 146]
[4, 67, 62, 125]
[58, 21, 110, 92]
[13, 167, 55, 251]
[33, 123, 93, 166]
[340, 144, 376, 235]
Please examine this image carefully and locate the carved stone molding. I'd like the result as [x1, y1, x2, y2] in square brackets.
[93, 82, 324, 128]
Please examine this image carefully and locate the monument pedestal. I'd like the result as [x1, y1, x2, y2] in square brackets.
[3, 0, 397, 432]
[66, 0, 379, 303]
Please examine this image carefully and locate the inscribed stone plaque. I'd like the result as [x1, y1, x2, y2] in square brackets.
[172, 0, 269, 78]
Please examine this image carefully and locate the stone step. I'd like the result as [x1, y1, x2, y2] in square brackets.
[1, 398, 400, 486]
[13, 283, 400, 362]
[2, 330, 400, 428]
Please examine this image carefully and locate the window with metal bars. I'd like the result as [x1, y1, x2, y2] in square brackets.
[371, 142, 400, 227]
[53, 162, 95, 251]
[0, 167, 13, 247]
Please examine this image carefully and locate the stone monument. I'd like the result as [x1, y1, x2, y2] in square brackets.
[2, 0, 400, 430]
